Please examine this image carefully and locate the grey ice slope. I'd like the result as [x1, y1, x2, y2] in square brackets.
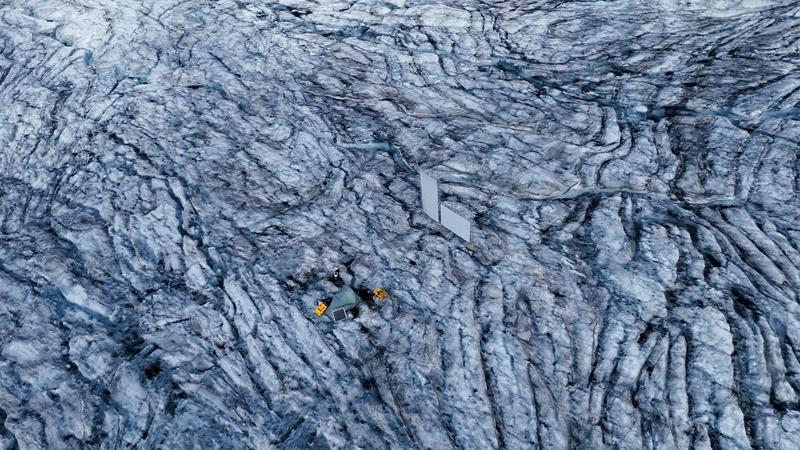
[1, 1, 800, 449]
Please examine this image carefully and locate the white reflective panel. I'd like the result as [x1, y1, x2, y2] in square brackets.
[440, 205, 471, 242]
[419, 171, 439, 222]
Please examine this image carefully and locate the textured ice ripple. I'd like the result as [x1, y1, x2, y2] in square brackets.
[1, 0, 799, 449]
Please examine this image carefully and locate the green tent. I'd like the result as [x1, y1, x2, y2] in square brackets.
[327, 286, 359, 321]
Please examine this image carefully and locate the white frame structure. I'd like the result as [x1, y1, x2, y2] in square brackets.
[419, 171, 440, 222]
[440, 205, 471, 242]
[418, 170, 473, 243]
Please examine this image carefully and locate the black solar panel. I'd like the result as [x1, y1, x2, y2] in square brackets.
[332, 309, 347, 321]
